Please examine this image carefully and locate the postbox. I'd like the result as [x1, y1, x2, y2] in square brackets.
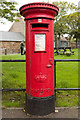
[19, 2, 59, 115]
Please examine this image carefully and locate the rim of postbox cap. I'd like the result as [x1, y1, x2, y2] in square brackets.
[19, 2, 59, 17]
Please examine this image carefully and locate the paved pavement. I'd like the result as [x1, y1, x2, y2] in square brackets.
[2, 107, 79, 119]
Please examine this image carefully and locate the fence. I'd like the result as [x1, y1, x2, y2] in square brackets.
[0, 59, 80, 92]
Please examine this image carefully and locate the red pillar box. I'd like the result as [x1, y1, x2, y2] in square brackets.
[19, 2, 59, 115]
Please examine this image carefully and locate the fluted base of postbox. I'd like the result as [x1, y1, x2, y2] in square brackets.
[25, 94, 55, 116]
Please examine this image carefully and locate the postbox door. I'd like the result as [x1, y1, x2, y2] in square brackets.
[26, 22, 54, 98]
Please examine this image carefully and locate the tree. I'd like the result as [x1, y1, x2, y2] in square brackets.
[65, 12, 80, 48]
[54, 15, 69, 47]
[52, 1, 78, 47]
[0, 0, 20, 23]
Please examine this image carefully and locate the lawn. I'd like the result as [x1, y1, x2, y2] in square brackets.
[2, 49, 79, 107]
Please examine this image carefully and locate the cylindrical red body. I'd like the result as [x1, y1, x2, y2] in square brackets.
[20, 2, 59, 115]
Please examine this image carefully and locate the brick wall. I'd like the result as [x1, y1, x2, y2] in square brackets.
[0, 41, 25, 55]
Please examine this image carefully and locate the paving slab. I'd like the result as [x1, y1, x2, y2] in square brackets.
[2, 107, 79, 119]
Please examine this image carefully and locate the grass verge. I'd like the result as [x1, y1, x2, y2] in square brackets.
[2, 49, 79, 107]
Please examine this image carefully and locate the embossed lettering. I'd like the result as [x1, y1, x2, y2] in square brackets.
[31, 88, 52, 94]
[35, 72, 47, 82]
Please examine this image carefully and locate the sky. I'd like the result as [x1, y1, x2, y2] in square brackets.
[0, 0, 79, 31]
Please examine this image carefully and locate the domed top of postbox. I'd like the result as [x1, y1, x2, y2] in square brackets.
[19, 2, 59, 20]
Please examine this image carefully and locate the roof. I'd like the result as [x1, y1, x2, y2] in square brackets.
[9, 17, 25, 36]
[0, 31, 25, 42]
[60, 37, 68, 42]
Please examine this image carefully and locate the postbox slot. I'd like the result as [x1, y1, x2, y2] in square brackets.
[32, 24, 48, 29]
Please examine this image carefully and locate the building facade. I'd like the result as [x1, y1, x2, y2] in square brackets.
[0, 18, 25, 55]
[54, 36, 69, 48]
[0, 31, 25, 55]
